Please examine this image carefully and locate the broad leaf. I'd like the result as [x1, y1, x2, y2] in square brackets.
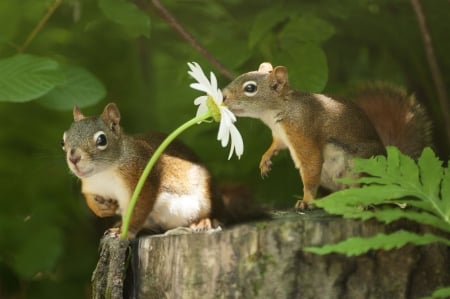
[280, 15, 335, 44]
[248, 7, 289, 48]
[276, 43, 328, 93]
[0, 54, 64, 102]
[99, 0, 151, 38]
[38, 65, 106, 110]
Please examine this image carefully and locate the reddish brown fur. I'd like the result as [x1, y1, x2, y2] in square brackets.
[353, 83, 432, 158]
[223, 63, 431, 209]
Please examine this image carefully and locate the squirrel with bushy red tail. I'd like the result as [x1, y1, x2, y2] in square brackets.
[223, 62, 432, 209]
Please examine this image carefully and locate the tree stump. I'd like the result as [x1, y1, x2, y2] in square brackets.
[92, 211, 450, 299]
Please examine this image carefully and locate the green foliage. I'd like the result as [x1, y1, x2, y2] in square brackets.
[0, 54, 63, 102]
[422, 287, 450, 299]
[306, 230, 450, 256]
[248, 7, 333, 92]
[98, 0, 151, 38]
[305, 147, 450, 298]
[0, 54, 105, 107]
[314, 147, 450, 229]
[38, 65, 107, 110]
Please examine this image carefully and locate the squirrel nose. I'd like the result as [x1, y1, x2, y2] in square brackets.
[222, 94, 228, 104]
[69, 149, 81, 165]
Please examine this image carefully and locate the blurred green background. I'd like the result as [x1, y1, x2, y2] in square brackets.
[0, 0, 449, 297]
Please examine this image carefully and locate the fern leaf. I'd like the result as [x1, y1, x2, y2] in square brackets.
[363, 209, 450, 233]
[421, 286, 450, 299]
[418, 147, 443, 199]
[315, 185, 433, 214]
[304, 230, 450, 256]
[441, 168, 450, 224]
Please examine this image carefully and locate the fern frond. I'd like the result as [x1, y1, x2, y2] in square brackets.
[304, 230, 450, 256]
[315, 146, 450, 231]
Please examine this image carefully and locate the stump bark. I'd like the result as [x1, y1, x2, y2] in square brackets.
[92, 211, 450, 299]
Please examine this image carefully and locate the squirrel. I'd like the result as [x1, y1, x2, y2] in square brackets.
[222, 62, 432, 210]
[62, 103, 264, 238]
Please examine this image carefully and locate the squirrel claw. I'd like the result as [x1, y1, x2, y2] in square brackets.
[294, 199, 315, 211]
[104, 227, 120, 238]
[259, 159, 272, 178]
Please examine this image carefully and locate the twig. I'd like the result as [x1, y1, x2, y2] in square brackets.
[150, 0, 234, 80]
[19, 0, 62, 53]
[410, 0, 450, 143]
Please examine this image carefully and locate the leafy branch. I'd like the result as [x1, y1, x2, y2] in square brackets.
[19, 0, 62, 53]
[305, 146, 450, 298]
[150, 0, 234, 80]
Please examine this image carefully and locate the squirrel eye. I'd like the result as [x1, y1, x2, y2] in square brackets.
[243, 81, 258, 96]
[94, 131, 108, 150]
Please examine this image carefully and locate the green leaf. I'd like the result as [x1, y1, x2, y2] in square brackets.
[315, 185, 417, 215]
[280, 15, 335, 44]
[37, 65, 106, 110]
[418, 147, 443, 200]
[422, 286, 450, 299]
[248, 7, 289, 49]
[0, 54, 64, 102]
[304, 231, 450, 256]
[13, 226, 63, 279]
[362, 209, 450, 233]
[353, 154, 388, 179]
[441, 168, 450, 223]
[275, 43, 328, 92]
[99, 0, 151, 38]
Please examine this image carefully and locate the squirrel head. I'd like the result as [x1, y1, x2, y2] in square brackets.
[62, 103, 124, 178]
[223, 62, 290, 118]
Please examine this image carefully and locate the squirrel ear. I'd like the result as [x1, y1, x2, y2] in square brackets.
[73, 106, 85, 121]
[102, 103, 121, 127]
[258, 62, 273, 73]
[272, 66, 288, 87]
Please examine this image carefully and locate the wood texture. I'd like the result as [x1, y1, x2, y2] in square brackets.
[92, 211, 450, 299]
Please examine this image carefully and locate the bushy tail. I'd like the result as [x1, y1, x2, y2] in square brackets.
[351, 83, 433, 158]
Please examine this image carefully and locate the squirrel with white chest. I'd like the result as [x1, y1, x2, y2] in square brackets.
[223, 62, 432, 209]
[62, 103, 263, 238]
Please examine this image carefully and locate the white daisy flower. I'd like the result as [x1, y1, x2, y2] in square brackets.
[187, 62, 244, 160]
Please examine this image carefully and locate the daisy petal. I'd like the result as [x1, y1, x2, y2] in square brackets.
[190, 83, 211, 94]
[188, 61, 245, 159]
[194, 95, 207, 105]
[196, 102, 209, 119]
[229, 124, 244, 158]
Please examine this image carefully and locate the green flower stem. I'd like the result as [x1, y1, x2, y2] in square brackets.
[120, 111, 213, 239]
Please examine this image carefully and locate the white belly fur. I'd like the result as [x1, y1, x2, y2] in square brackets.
[320, 143, 355, 191]
[82, 163, 212, 232]
[144, 164, 211, 231]
[81, 167, 131, 215]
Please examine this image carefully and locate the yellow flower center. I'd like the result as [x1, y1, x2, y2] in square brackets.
[206, 95, 221, 122]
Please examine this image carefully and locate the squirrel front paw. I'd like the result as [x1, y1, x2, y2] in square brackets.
[92, 196, 119, 217]
[259, 157, 273, 177]
[294, 199, 315, 211]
